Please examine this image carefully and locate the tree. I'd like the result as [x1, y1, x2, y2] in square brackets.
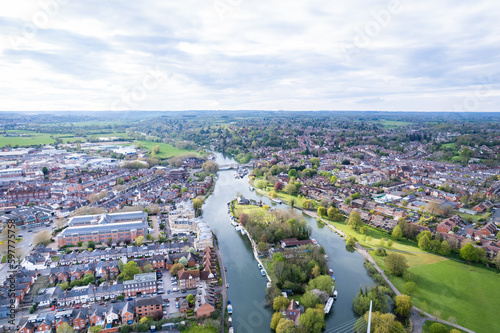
[418, 234, 431, 251]
[239, 213, 249, 226]
[135, 236, 144, 246]
[186, 293, 194, 303]
[460, 243, 479, 262]
[425, 201, 443, 216]
[306, 275, 334, 293]
[290, 198, 295, 209]
[346, 235, 357, 247]
[330, 175, 338, 185]
[327, 207, 342, 221]
[273, 295, 290, 311]
[270, 190, 278, 199]
[301, 291, 319, 308]
[288, 169, 297, 178]
[347, 211, 363, 230]
[87, 240, 95, 250]
[429, 323, 448, 333]
[401, 200, 409, 207]
[178, 256, 188, 266]
[152, 310, 163, 321]
[119, 261, 141, 281]
[276, 319, 296, 333]
[493, 254, 500, 271]
[357, 311, 404, 333]
[270, 312, 284, 330]
[274, 181, 284, 191]
[255, 179, 267, 189]
[118, 259, 124, 272]
[42, 166, 49, 176]
[117, 177, 124, 185]
[311, 265, 321, 278]
[143, 264, 153, 273]
[460, 195, 469, 207]
[403, 281, 417, 296]
[192, 198, 202, 215]
[298, 307, 325, 333]
[317, 206, 326, 217]
[257, 242, 268, 252]
[56, 323, 75, 333]
[439, 240, 451, 256]
[384, 253, 408, 276]
[89, 326, 103, 333]
[284, 183, 297, 195]
[170, 263, 185, 276]
[394, 295, 412, 318]
[202, 161, 219, 174]
[33, 230, 52, 246]
[300, 199, 312, 210]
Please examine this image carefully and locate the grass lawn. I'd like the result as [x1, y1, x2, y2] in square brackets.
[422, 321, 465, 333]
[457, 212, 490, 222]
[233, 203, 264, 218]
[137, 140, 197, 158]
[441, 143, 457, 149]
[182, 325, 217, 333]
[375, 254, 499, 333]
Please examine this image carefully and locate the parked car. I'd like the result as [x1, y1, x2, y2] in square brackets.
[51, 306, 55, 311]
[172, 281, 178, 285]
[175, 302, 179, 308]
[75, 305, 81, 309]
[181, 290, 187, 294]
[158, 291, 165, 294]
[167, 290, 171, 294]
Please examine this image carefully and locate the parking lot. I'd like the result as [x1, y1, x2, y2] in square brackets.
[156, 269, 197, 318]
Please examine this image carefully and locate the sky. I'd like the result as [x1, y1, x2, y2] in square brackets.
[0, 0, 499, 112]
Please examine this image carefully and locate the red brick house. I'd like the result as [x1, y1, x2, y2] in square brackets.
[286, 299, 302, 325]
[197, 302, 215, 318]
[19, 321, 36, 333]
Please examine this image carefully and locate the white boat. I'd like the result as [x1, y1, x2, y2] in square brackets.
[227, 301, 233, 314]
[258, 263, 263, 269]
[241, 229, 247, 236]
[228, 328, 234, 333]
[271, 198, 281, 204]
[324, 297, 334, 314]
[226, 283, 229, 288]
[333, 290, 338, 300]
[267, 282, 272, 288]
[260, 269, 266, 276]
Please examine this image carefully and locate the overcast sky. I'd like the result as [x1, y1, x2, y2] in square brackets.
[1, 0, 499, 112]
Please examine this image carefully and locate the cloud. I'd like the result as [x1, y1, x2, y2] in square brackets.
[0, 0, 499, 111]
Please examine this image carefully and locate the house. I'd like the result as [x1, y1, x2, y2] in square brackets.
[197, 302, 215, 318]
[475, 222, 498, 239]
[473, 201, 494, 213]
[178, 269, 201, 289]
[280, 238, 313, 248]
[286, 299, 302, 325]
[135, 296, 163, 319]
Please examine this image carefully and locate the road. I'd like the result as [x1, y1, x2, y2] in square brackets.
[0, 222, 54, 283]
[214, 242, 227, 332]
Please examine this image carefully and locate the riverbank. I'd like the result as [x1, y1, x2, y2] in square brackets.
[227, 199, 272, 283]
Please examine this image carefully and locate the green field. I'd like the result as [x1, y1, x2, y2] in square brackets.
[374, 249, 498, 333]
[319, 217, 498, 333]
[376, 120, 412, 128]
[0, 133, 58, 147]
[137, 140, 197, 158]
[0, 130, 134, 147]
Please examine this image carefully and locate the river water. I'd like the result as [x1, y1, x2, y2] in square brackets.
[202, 153, 374, 332]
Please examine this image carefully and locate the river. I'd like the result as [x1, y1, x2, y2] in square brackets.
[202, 153, 374, 332]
